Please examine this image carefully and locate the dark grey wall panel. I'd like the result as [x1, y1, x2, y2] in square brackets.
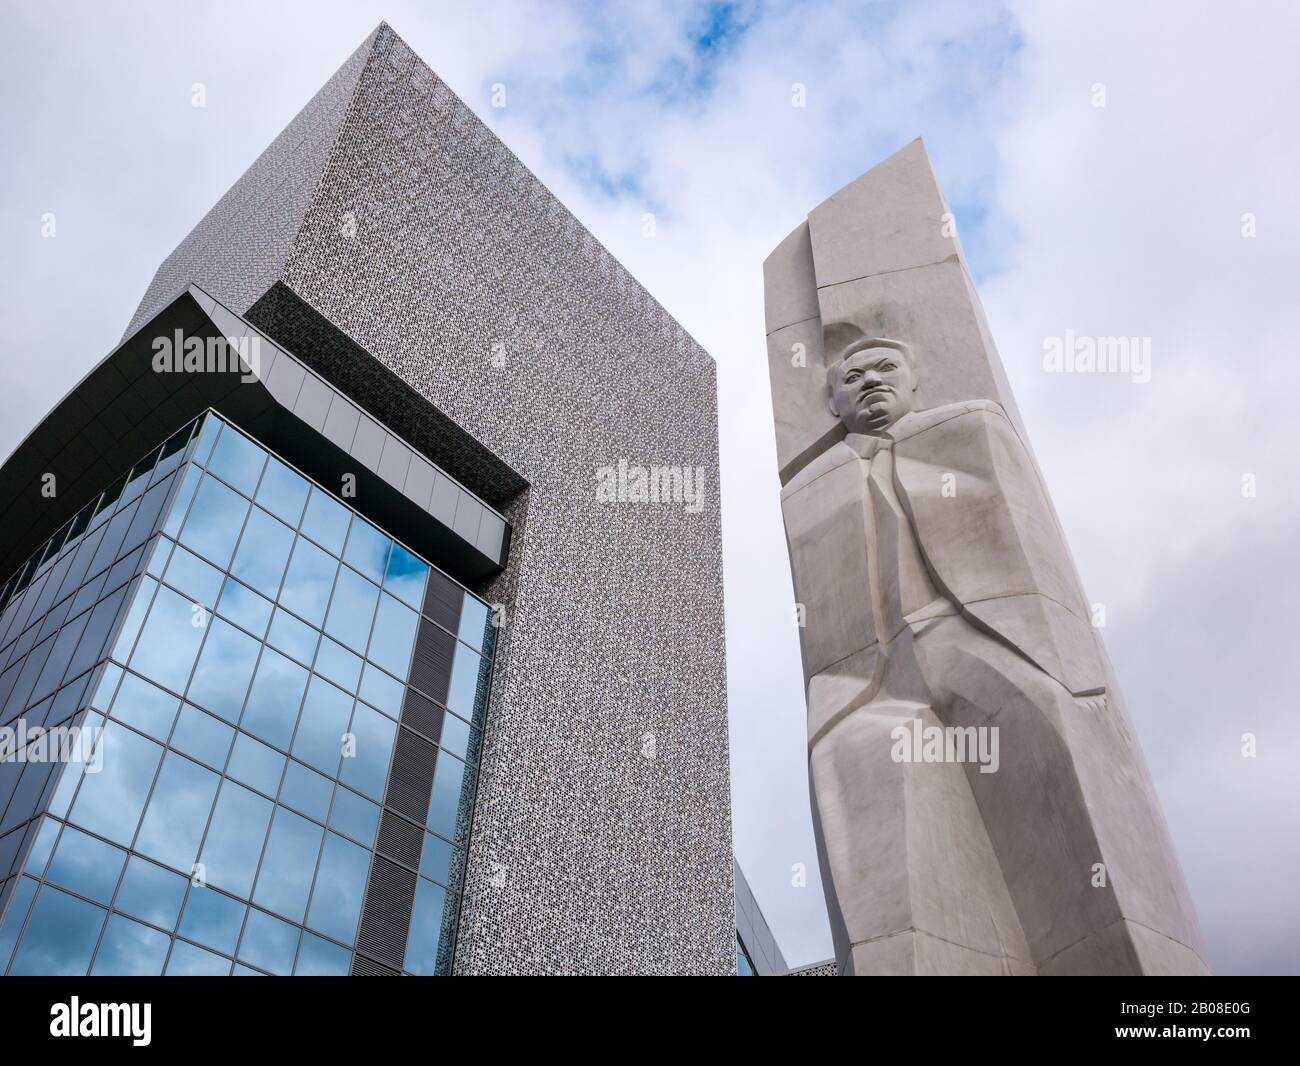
[734, 860, 788, 976]
[0, 287, 511, 586]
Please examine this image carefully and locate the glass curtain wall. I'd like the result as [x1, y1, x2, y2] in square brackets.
[0, 412, 493, 975]
[0, 420, 194, 933]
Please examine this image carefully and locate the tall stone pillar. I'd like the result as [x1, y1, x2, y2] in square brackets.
[764, 139, 1209, 976]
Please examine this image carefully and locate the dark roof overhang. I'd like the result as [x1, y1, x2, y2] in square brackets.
[0, 285, 516, 585]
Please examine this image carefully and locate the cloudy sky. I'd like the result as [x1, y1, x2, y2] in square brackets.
[2, 0, 1296, 974]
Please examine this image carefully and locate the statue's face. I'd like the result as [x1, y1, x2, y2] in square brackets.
[829, 346, 916, 434]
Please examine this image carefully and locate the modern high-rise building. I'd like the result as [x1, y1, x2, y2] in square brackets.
[0, 23, 734, 976]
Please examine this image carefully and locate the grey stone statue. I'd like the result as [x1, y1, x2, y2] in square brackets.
[764, 140, 1208, 975]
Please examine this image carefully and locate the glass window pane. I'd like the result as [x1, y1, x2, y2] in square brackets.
[145, 535, 173, 578]
[24, 694, 55, 732]
[161, 465, 201, 539]
[49, 670, 93, 727]
[229, 507, 294, 600]
[22, 816, 60, 877]
[252, 807, 323, 922]
[306, 832, 369, 945]
[404, 877, 451, 976]
[420, 832, 454, 886]
[115, 506, 157, 579]
[3, 574, 39, 639]
[68, 721, 163, 846]
[115, 856, 187, 930]
[240, 648, 308, 749]
[207, 424, 266, 497]
[8, 884, 106, 976]
[152, 420, 195, 485]
[177, 474, 250, 570]
[358, 663, 403, 719]
[0, 756, 55, 838]
[314, 637, 362, 693]
[328, 787, 380, 848]
[85, 498, 140, 578]
[438, 711, 472, 761]
[186, 619, 259, 722]
[291, 676, 351, 776]
[60, 504, 94, 557]
[36, 590, 76, 650]
[166, 938, 231, 976]
[52, 519, 91, 593]
[30, 609, 90, 705]
[33, 563, 74, 629]
[47, 711, 105, 819]
[340, 702, 396, 801]
[279, 538, 338, 627]
[170, 705, 235, 769]
[295, 931, 351, 976]
[227, 732, 285, 796]
[255, 457, 310, 528]
[384, 543, 428, 610]
[238, 906, 299, 975]
[458, 594, 490, 652]
[46, 676, 80, 726]
[324, 567, 379, 654]
[163, 545, 223, 609]
[123, 447, 160, 500]
[427, 752, 470, 842]
[0, 876, 38, 972]
[448, 644, 486, 720]
[45, 825, 126, 905]
[300, 488, 350, 555]
[367, 594, 418, 678]
[69, 563, 110, 617]
[129, 586, 207, 695]
[178, 885, 246, 954]
[217, 578, 272, 638]
[190, 413, 222, 468]
[39, 529, 66, 569]
[134, 753, 219, 873]
[0, 667, 19, 730]
[109, 671, 180, 742]
[199, 781, 273, 898]
[280, 760, 332, 822]
[91, 913, 170, 976]
[61, 584, 125, 686]
[110, 576, 156, 663]
[8, 633, 55, 716]
[342, 519, 390, 584]
[89, 666, 122, 712]
[122, 474, 176, 563]
[266, 608, 319, 667]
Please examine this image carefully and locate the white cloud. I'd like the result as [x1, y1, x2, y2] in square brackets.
[982, 0, 1300, 975]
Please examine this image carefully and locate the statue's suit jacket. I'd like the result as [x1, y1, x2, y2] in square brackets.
[781, 399, 1106, 722]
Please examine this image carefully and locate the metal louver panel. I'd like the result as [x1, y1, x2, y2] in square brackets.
[408, 618, 454, 704]
[422, 569, 463, 633]
[350, 953, 401, 977]
[400, 686, 445, 745]
[354, 855, 419, 970]
[377, 808, 424, 870]
[386, 725, 438, 826]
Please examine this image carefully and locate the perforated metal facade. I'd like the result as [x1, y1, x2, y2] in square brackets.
[36, 22, 733, 974]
